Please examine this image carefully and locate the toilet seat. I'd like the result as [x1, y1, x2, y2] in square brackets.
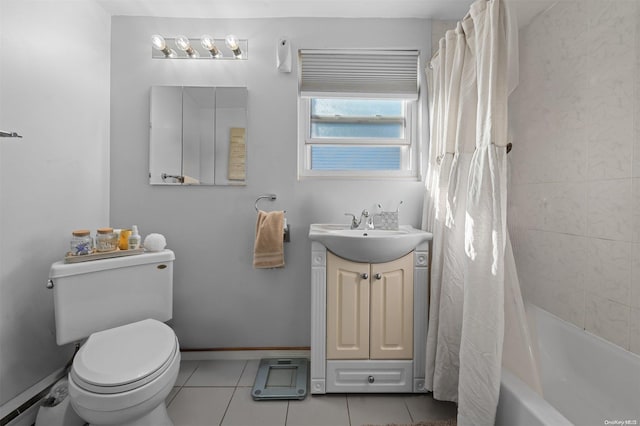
[71, 319, 178, 394]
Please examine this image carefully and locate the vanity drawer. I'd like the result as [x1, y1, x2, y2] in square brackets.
[326, 360, 413, 393]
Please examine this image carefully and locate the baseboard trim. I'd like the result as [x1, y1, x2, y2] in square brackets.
[0, 368, 65, 426]
[180, 347, 311, 361]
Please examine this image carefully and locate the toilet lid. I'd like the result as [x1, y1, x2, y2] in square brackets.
[71, 319, 177, 394]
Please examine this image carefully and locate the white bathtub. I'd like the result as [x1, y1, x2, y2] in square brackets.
[496, 304, 640, 426]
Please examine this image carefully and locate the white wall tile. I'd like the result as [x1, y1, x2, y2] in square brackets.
[510, 0, 639, 355]
[585, 239, 632, 305]
[585, 293, 630, 349]
[630, 307, 640, 356]
[541, 278, 586, 329]
[526, 231, 587, 328]
[587, 179, 633, 241]
[633, 179, 640, 242]
[634, 0, 640, 178]
[542, 183, 588, 235]
[631, 243, 640, 309]
[510, 183, 587, 235]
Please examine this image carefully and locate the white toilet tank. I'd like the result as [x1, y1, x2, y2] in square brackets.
[49, 250, 175, 345]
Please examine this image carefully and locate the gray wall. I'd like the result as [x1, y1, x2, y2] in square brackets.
[509, 1, 640, 354]
[110, 17, 431, 349]
[0, 0, 111, 406]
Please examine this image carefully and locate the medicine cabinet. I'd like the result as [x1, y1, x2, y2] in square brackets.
[149, 86, 247, 186]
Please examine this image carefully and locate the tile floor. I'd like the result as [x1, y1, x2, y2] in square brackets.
[167, 359, 457, 426]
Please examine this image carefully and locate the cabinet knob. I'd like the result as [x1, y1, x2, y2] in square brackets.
[361, 273, 369, 280]
[368, 375, 375, 383]
[374, 273, 382, 280]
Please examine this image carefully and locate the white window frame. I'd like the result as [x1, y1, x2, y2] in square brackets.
[297, 49, 421, 180]
[298, 98, 419, 179]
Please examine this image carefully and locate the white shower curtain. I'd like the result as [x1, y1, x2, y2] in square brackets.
[422, 0, 519, 424]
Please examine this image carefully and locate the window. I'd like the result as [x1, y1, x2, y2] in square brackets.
[298, 49, 420, 179]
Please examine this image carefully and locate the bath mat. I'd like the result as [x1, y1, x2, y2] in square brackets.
[363, 419, 457, 426]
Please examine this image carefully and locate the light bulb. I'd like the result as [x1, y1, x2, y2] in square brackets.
[200, 35, 216, 50]
[151, 34, 167, 51]
[175, 35, 191, 51]
[200, 35, 222, 58]
[225, 34, 242, 58]
[174, 35, 199, 58]
[225, 34, 239, 50]
[151, 34, 176, 58]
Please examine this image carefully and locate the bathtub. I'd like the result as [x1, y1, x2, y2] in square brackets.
[496, 304, 640, 426]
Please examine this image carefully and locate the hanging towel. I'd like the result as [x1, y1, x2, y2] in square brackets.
[253, 210, 285, 268]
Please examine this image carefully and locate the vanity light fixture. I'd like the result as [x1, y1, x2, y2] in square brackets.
[200, 35, 222, 58]
[151, 34, 176, 58]
[151, 34, 248, 60]
[225, 34, 242, 58]
[175, 35, 199, 58]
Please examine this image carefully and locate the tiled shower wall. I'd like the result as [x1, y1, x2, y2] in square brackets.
[509, 1, 640, 355]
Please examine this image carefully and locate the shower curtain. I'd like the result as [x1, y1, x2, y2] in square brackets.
[422, 0, 520, 424]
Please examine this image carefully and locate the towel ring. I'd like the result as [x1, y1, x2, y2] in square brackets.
[255, 194, 277, 212]
[254, 194, 290, 242]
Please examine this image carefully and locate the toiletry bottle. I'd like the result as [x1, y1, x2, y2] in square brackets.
[128, 225, 141, 250]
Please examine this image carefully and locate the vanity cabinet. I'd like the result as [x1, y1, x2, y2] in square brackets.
[310, 241, 429, 394]
[326, 252, 413, 360]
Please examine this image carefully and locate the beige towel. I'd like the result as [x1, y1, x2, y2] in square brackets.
[253, 210, 284, 268]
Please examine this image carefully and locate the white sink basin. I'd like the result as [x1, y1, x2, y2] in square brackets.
[308, 224, 432, 263]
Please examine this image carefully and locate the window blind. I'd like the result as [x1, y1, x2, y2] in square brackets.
[299, 49, 419, 100]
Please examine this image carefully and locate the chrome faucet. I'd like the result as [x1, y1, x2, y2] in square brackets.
[345, 210, 371, 229]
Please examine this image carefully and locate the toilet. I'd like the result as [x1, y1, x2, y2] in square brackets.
[42, 250, 179, 426]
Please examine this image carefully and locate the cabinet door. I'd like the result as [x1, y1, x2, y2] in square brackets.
[326, 252, 370, 359]
[370, 253, 413, 359]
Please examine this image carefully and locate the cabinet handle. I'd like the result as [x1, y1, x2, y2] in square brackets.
[368, 375, 375, 383]
[374, 273, 382, 280]
[360, 273, 369, 280]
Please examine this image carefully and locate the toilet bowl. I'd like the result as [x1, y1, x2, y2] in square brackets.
[67, 319, 180, 426]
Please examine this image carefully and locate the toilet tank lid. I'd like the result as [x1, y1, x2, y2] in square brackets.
[50, 249, 175, 279]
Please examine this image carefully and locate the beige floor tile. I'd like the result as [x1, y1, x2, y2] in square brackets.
[347, 394, 412, 426]
[176, 360, 200, 386]
[168, 387, 234, 426]
[222, 387, 288, 426]
[286, 394, 350, 426]
[238, 359, 260, 387]
[185, 360, 247, 387]
[404, 394, 457, 422]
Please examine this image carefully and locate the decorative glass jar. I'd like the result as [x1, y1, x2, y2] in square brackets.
[70, 230, 93, 256]
[95, 228, 118, 252]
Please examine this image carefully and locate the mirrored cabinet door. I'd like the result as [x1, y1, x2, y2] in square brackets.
[149, 86, 247, 186]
